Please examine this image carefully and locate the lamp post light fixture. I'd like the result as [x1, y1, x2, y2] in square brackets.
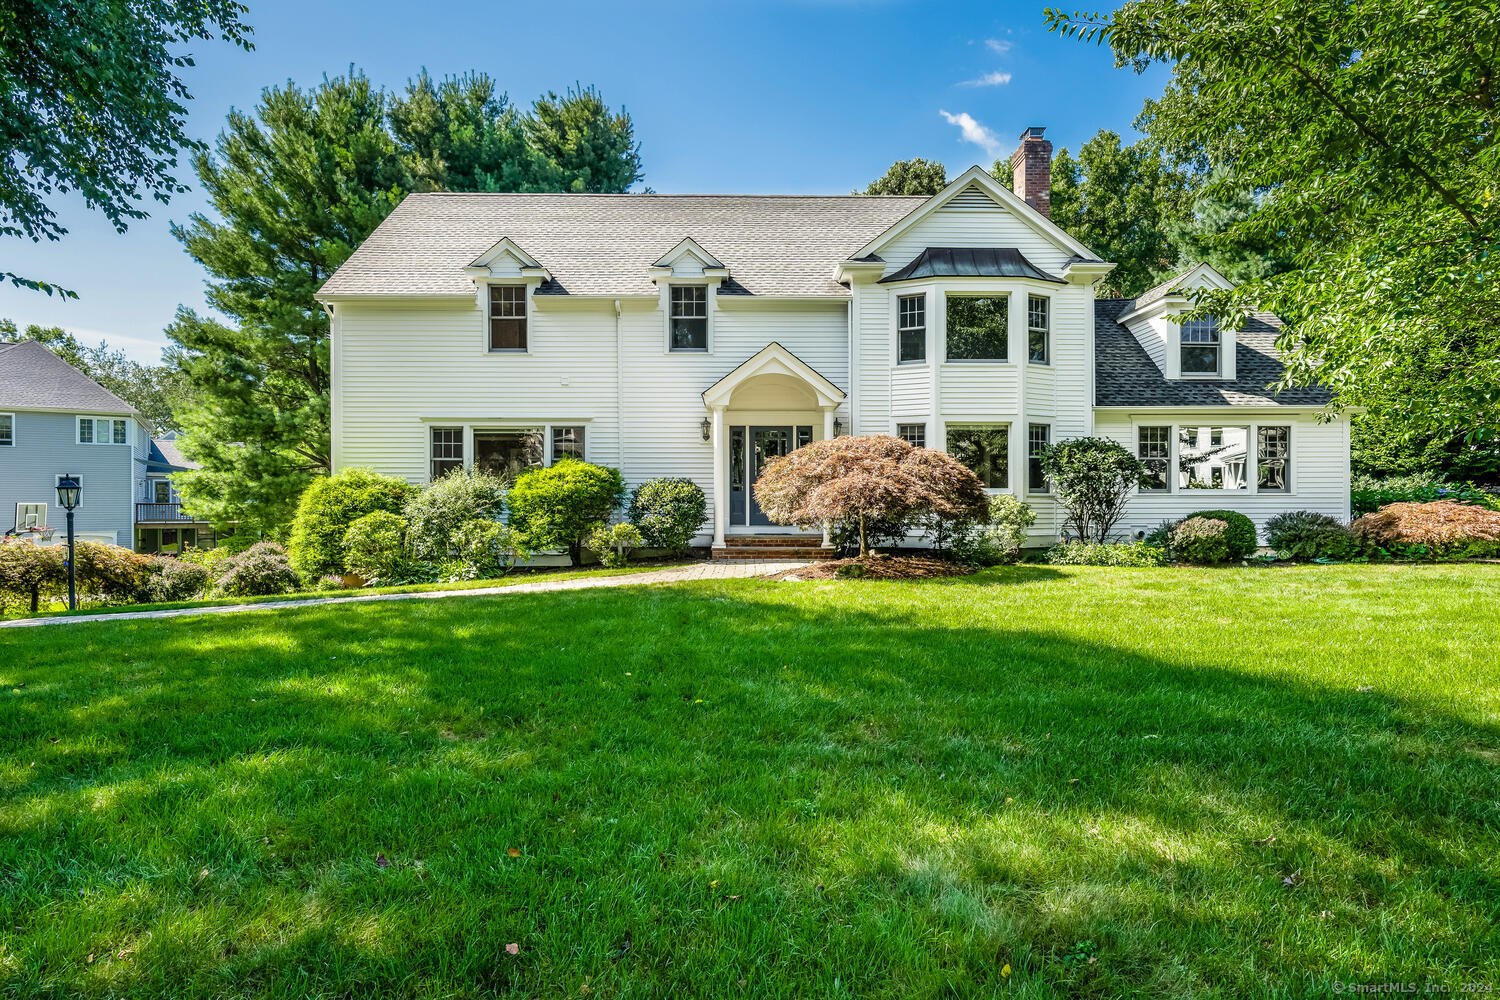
[55, 474, 82, 611]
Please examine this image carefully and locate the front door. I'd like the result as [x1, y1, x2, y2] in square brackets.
[749, 426, 792, 526]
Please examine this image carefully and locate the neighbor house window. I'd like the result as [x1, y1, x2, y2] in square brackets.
[551, 425, 585, 462]
[153, 480, 172, 504]
[488, 285, 527, 351]
[0, 413, 12, 446]
[1028, 295, 1050, 364]
[670, 285, 708, 350]
[897, 294, 926, 364]
[947, 424, 1009, 488]
[430, 427, 464, 480]
[946, 295, 1008, 361]
[896, 423, 926, 448]
[1180, 317, 1221, 375]
[473, 429, 544, 476]
[54, 474, 83, 508]
[77, 417, 127, 445]
[15, 502, 45, 531]
[1028, 424, 1050, 493]
[1138, 426, 1170, 492]
[1258, 426, 1291, 492]
[1179, 426, 1249, 489]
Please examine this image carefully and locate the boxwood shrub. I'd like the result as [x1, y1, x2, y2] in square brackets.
[508, 459, 626, 564]
[1172, 517, 1232, 564]
[628, 477, 707, 554]
[1178, 509, 1258, 560]
[288, 469, 417, 578]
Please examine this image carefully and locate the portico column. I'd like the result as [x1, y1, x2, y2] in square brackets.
[711, 405, 727, 549]
[821, 405, 836, 548]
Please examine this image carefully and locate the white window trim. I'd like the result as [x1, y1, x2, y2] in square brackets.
[942, 291, 1012, 364]
[1027, 294, 1051, 366]
[483, 281, 533, 355]
[894, 421, 928, 448]
[663, 280, 715, 354]
[54, 474, 85, 511]
[944, 421, 1013, 493]
[894, 291, 929, 367]
[1027, 422, 1052, 494]
[422, 419, 592, 482]
[1177, 318, 1224, 379]
[0, 411, 13, 446]
[1130, 420, 1295, 496]
[77, 415, 130, 445]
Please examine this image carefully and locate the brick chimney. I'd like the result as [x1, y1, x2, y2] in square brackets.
[1010, 126, 1053, 218]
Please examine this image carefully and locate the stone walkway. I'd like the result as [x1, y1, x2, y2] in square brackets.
[0, 560, 809, 629]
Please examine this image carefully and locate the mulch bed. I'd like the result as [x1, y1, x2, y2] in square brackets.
[769, 554, 976, 581]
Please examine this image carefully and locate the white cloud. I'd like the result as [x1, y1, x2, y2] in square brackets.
[985, 38, 1012, 54]
[939, 110, 1004, 158]
[959, 70, 1013, 87]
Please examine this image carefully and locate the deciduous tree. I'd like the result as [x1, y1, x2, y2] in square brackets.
[862, 158, 948, 196]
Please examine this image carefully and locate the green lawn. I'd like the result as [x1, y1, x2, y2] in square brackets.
[2, 565, 1498, 998]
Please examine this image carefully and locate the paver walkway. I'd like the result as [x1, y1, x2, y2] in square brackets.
[0, 560, 809, 629]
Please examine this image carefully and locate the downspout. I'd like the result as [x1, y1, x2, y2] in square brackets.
[846, 297, 855, 433]
[614, 299, 625, 468]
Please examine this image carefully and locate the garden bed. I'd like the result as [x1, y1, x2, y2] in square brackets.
[771, 553, 975, 580]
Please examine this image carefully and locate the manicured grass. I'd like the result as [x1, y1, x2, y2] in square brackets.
[2, 564, 1498, 998]
[3, 559, 697, 620]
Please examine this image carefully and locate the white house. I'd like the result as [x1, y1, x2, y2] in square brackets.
[317, 128, 1348, 554]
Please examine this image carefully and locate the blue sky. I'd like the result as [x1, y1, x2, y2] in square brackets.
[0, 0, 1168, 363]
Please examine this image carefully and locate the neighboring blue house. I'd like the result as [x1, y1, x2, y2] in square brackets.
[0, 341, 217, 552]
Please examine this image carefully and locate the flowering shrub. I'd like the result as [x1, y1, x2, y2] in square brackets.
[1172, 517, 1232, 564]
[288, 469, 417, 578]
[342, 511, 411, 584]
[1352, 501, 1500, 559]
[755, 435, 986, 558]
[584, 522, 644, 568]
[404, 468, 509, 560]
[1044, 541, 1167, 566]
[948, 495, 1037, 565]
[451, 519, 529, 579]
[212, 542, 301, 597]
[1264, 511, 1360, 561]
[628, 478, 707, 553]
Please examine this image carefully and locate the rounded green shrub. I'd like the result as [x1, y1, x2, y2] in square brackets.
[1265, 511, 1360, 561]
[1043, 541, 1167, 566]
[628, 478, 707, 553]
[1179, 509, 1258, 559]
[584, 522, 644, 569]
[213, 542, 301, 597]
[288, 469, 417, 578]
[142, 557, 212, 602]
[405, 468, 509, 560]
[1172, 517, 1232, 564]
[342, 510, 409, 584]
[508, 459, 626, 564]
[452, 519, 530, 579]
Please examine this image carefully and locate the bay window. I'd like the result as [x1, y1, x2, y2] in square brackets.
[897, 294, 926, 364]
[946, 295, 1008, 361]
[947, 424, 1009, 488]
[1027, 424, 1050, 493]
[1028, 295, 1050, 365]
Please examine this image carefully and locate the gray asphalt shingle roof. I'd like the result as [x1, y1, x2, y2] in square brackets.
[1094, 298, 1333, 407]
[317, 192, 928, 299]
[146, 437, 199, 474]
[0, 341, 136, 414]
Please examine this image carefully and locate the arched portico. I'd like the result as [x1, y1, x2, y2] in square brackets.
[701, 343, 846, 549]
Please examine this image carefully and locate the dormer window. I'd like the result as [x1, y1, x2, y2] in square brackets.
[489, 285, 527, 351]
[1180, 317, 1221, 375]
[670, 285, 708, 351]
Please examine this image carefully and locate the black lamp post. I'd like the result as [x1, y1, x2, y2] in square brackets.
[55, 474, 82, 611]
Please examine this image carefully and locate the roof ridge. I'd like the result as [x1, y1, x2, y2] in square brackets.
[403, 191, 928, 200]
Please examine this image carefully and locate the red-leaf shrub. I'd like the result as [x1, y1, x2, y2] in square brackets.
[1351, 501, 1500, 559]
[0, 539, 66, 614]
[753, 435, 987, 557]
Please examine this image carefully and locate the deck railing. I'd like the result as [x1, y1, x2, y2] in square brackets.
[135, 502, 196, 523]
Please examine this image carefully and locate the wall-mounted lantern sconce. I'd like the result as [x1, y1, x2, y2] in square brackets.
[700, 417, 712, 442]
[833, 417, 844, 437]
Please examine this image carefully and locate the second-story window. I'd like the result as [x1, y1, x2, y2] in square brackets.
[1180, 316, 1221, 375]
[946, 295, 1008, 361]
[897, 294, 925, 364]
[670, 285, 708, 351]
[1028, 295, 1050, 364]
[489, 285, 527, 351]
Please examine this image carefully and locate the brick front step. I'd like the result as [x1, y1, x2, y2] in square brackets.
[713, 537, 835, 561]
[714, 549, 835, 560]
[721, 535, 826, 546]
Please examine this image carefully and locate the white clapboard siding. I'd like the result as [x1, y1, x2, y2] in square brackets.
[1093, 411, 1352, 540]
[878, 194, 1077, 274]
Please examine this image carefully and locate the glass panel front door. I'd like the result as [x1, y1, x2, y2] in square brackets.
[749, 427, 792, 526]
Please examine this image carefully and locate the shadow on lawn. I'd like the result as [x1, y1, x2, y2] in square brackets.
[2, 581, 1498, 997]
